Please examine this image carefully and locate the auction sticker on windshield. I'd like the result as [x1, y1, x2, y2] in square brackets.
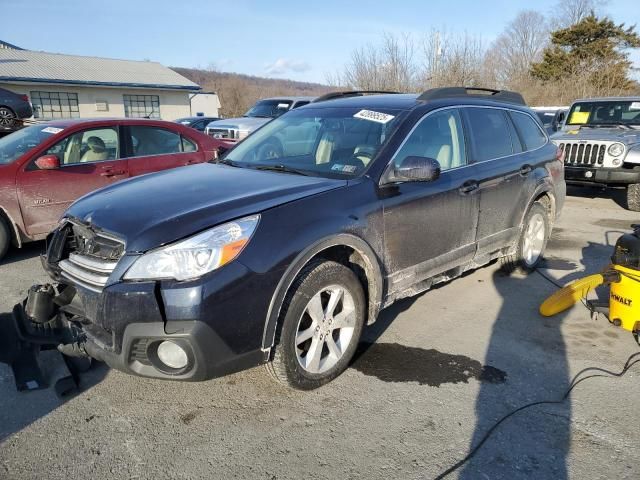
[354, 109, 395, 124]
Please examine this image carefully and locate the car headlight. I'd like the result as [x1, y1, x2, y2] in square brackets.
[608, 143, 625, 157]
[124, 214, 260, 281]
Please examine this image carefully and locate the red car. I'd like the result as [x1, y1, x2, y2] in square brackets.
[0, 118, 231, 260]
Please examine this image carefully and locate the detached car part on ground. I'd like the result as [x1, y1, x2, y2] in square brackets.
[9, 88, 566, 390]
[552, 96, 640, 211]
[0, 118, 232, 261]
[0, 87, 33, 132]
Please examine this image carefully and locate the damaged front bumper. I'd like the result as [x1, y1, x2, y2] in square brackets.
[10, 272, 268, 383]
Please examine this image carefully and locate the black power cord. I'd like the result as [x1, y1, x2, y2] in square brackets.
[434, 351, 640, 479]
[433, 267, 640, 479]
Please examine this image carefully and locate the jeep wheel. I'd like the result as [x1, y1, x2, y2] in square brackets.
[267, 260, 365, 390]
[501, 202, 549, 273]
[0, 107, 17, 130]
[626, 184, 640, 212]
[0, 216, 11, 262]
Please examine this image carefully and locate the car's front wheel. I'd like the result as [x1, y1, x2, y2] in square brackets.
[268, 260, 365, 390]
[0, 107, 17, 130]
[501, 201, 550, 272]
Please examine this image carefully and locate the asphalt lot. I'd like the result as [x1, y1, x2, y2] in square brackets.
[1, 188, 639, 480]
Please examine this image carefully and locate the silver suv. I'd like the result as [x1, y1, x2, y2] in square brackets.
[551, 97, 640, 210]
[204, 96, 314, 142]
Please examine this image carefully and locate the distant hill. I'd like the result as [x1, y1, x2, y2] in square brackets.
[172, 67, 332, 117]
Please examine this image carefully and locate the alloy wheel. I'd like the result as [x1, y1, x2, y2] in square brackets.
[295, 285, 356, 374]
[522, 212, 546, 267]
[0, 108, 16, 128]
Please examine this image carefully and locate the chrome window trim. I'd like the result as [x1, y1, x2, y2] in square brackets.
[384, 104, 550, 179]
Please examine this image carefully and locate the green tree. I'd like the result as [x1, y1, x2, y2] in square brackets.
[531, 14, 640, 93]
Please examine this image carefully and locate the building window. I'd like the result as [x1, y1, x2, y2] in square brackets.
[123, 94, 160, 118]
[31, 91, 80, 119]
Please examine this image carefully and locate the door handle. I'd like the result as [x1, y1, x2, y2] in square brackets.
[520, 165, 532, 176]
[100, 169, 126, 177]
[459, 181, 479, 194]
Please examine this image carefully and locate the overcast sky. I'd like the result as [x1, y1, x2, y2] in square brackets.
[2, 0, 639, 83]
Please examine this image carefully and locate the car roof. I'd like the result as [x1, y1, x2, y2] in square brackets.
[300, 93, 421, 110]
[298, 92, 532, 112]
[259, 96, 316, 102]
[34, 118, 183, 128]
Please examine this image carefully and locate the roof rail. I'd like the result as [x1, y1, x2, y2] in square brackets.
[312, 90, 402, 103]
[417, 87, 526, 105]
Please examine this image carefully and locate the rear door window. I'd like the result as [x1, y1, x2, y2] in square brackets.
[129, 126, 183, 157]
[464, 108, 514, 162]
[509, 111, 547, 151]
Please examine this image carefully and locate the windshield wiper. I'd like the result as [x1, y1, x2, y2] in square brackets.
[218, 158, 242, 168]
[253, 164, 309, 176]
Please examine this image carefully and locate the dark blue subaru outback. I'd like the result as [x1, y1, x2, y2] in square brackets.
[14, 88, 565, 390]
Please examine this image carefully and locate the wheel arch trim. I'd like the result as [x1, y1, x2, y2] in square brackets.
[261, 233, 384, 351]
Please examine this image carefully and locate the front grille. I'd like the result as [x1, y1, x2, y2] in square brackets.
[207, 127, 239, 140]
[559, 142, 606, 166]
[58, 221, 125, 292]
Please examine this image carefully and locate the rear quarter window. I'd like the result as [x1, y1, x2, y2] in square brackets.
[510, 111, 547, 151]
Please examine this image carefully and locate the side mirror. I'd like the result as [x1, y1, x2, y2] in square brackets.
[35, 154, 60, 170]
[389, 156, 441, 183]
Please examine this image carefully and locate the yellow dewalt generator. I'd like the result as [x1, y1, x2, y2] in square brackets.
[540, 224, 640, 345]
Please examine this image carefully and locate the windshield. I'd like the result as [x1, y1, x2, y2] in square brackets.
[222, 107, 403, 179]
[0, 125, 62, 165]
[244, 100, 293, 119]
[567, 100, 640, 126]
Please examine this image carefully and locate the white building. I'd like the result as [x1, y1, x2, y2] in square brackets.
[0, 45, 220, 120]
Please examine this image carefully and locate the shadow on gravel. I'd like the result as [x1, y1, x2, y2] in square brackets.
[458, 241, 608, 479]
[566, 184, 627, 210]
[0, 241, 46, 267]
[352, 342, 507, 387]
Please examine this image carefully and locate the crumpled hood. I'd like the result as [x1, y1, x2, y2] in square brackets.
[552, 127, 640, 146]
[207, 116, 270, 132]
[65, 163, 346, 252]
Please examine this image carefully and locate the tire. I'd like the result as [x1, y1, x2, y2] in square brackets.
[500, 202, 550, 273]
[626, 184, 640, 212]
[0, 107, 17, 130]
[0, 216, 10, 262]
[267, 259, 366, 390]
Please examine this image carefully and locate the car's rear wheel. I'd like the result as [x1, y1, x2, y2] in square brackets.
[0, 107, 17, 130]
[267, 260, 365, 390]
[626, 184, 640, 212]
[0, 216, 11, 262]
[501, 202, 549, 273]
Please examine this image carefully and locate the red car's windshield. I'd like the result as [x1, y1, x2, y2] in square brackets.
[0, 125, 62, 165]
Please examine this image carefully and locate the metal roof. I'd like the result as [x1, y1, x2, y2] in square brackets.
[0, 49, 200, 91]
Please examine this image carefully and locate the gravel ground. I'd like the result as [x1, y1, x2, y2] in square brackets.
[1, 188, 639, 480]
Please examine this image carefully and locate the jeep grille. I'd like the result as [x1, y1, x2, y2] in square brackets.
[558, 142, 606, 166]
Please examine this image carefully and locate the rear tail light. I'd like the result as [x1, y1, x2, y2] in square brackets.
[19, 94, 29, 102]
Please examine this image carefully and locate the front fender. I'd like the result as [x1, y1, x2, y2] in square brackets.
[261, 233, 384, 351]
